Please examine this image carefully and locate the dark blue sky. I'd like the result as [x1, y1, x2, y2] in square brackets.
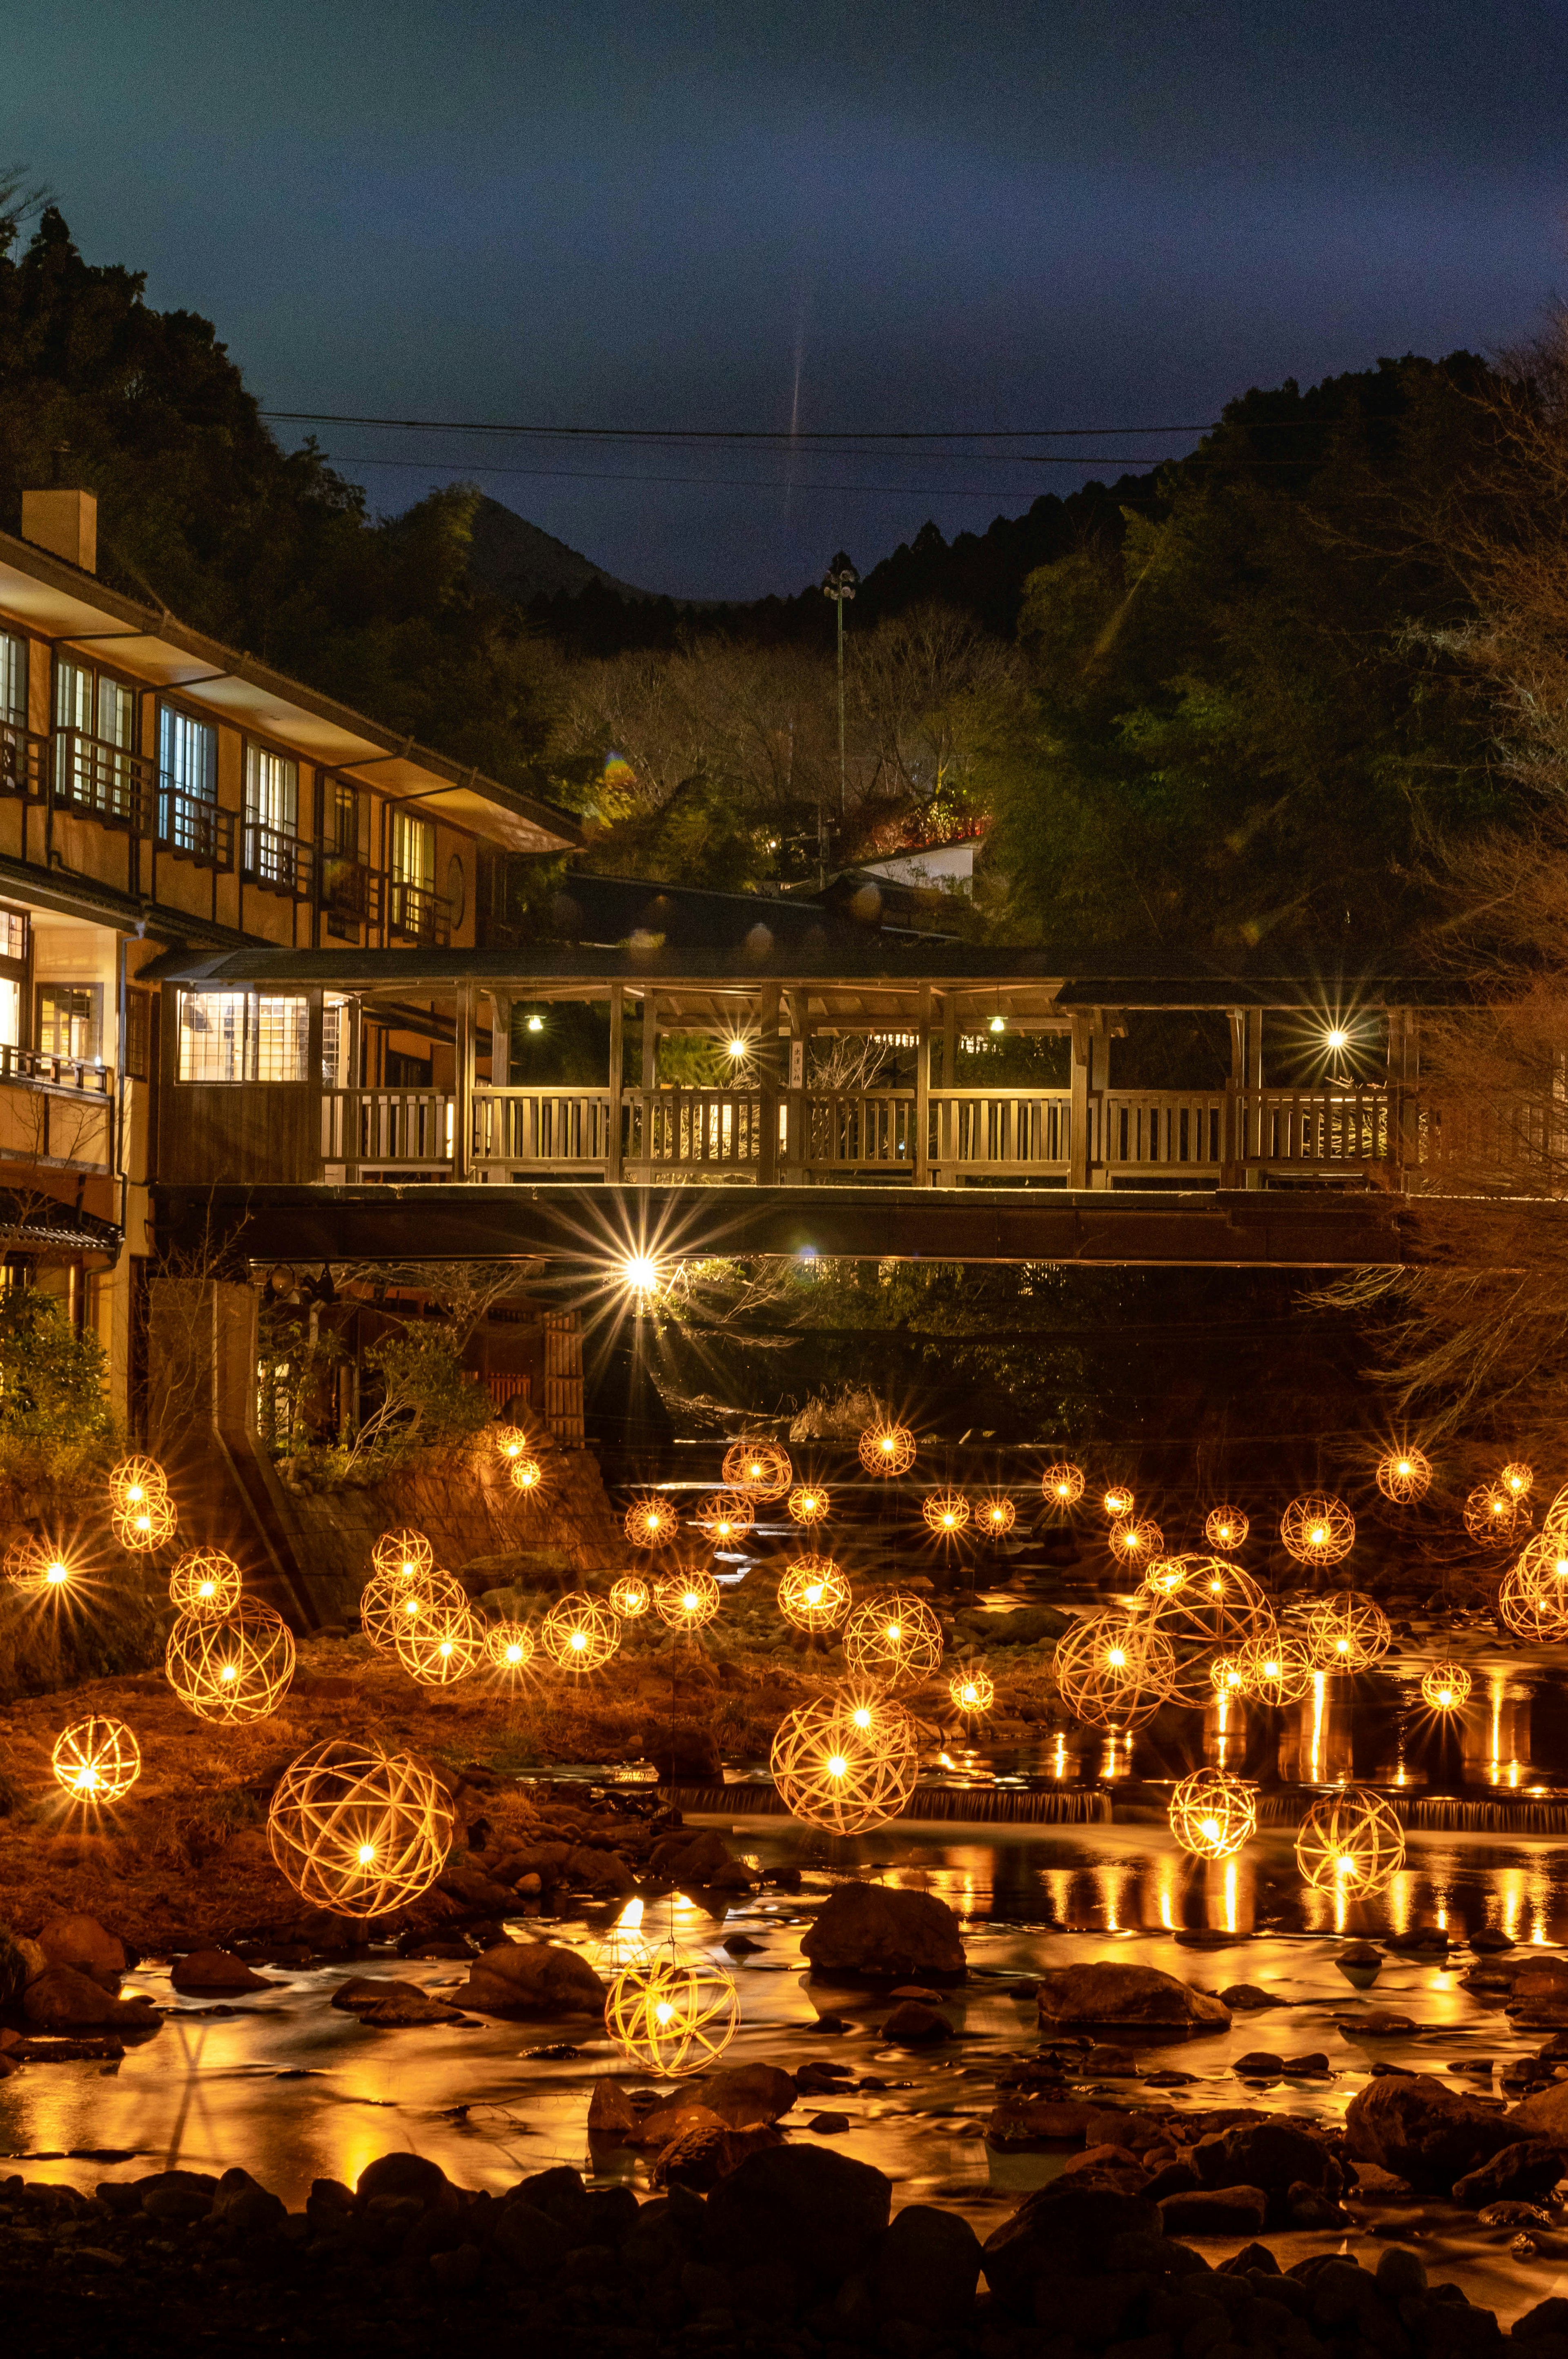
[9, 0, 1568, 597]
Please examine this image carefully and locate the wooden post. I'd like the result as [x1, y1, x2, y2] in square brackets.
[757, 980, 780, 1184]
[941, 990, 957, 1182]
[305, 988, 325, 1181]
[1223, 1008, 1245, 1187]
[1244, 1007, 1264, 1189]
[637, 990, 658, 1177]
[914, 979, 931, 1184]
[607, 982, 624, 1182]
[784, 986, 806, 1178]
[454, 984, 473, 1181]
[1069, 1012, 1090, 1189]
[489, 991, 511, 1087]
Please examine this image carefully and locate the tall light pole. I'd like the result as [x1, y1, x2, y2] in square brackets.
[821, 551, 860, 828]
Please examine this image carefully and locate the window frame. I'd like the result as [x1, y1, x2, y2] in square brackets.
[176, 988, 311, 1084]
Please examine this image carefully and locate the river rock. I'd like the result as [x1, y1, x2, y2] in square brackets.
[1344, 2071, 1523, 2190]
[702, 2143, 892, 2292]
[873, 2203, 982, 2328]
[210, 2167, 287, 2237]
[1194, 2119, 1337, 2196]
[648, 1724, 723, 1782]
[985, 2098, 1100, 2147]
[1505, 2078, 1568, 2143]
[1219, 1984, 1282, 2010]
[38, 1913, 125, 1987]
[801, 1884, 966, 1982]
[882, 2000, 951, 2045]
[980, 2180, 1162, 2317]
[357, 1992, 465, 2027]
[1160, 2184, 1269, 2236]
[356, 2152, 455, 2209]
[459, 1938, 607, 2016]
[647, 1828, 742, 1883]
[22, 1964, 158, 2031]
[690, 2063, 798, 2126]
[586, 2080, 641, 2140]
[1336, 1940, 1383, 1989]
[331, 1975, 430, 2011]
[1347, 2161, 1420, 2201]
[1451, 2142, 1566, 2208]
[138, 2169, 217, 2222]
[171, 1949, 270, 1994]
[1037, 1961, 1230, 2031]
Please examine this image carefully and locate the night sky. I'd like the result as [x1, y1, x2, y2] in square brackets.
[8, 1, 1568, 599]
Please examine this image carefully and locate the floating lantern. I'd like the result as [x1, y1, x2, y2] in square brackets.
[1544, 1485, 1568, 1538]
[1102, 1484, 1135, 1519]
[267, 1739, 454, 1918]
[1279, 1493, 1355, 1568]
[1203, 1505, 1250, 1551]
[842, 1591, 944, 1684]
[1053, 1610, 1176, 1730]
[776, 1554, 851, 1632]
[371, 1527, 434, 1582]
[786, 1484, 831, 1526]
[51, 1715, 140, 1802]
[508, 1456, 543, 1498]
[1041, 1461, 1086, 1510]
[622, 1494, 679, 1550]
[1463, 1484, 1529, 1547]
[949, 1667, 995, 1717]
[1108, 1515, 1163, 1567]
[722, 1438, 793, 1498]
[492, 1424, 532, 1465]
[1375, 1449, 1432, 1506]
[1210, 1653, 1251, 1698]
[978, 1494, 1017, 1537]
[693, 1491, 755, 1546]
[770, 1685, 918, 1834]
[360, 1566, 466, 1652]
[857, 1420, 916, 1478]
[1236, 1627, 1314, 1706]
[1421, 1661, 1472, 1712]
[165, 1601, 296, 1724]
[540, 1591, 621, 1672]
[1144, 1556, 1267, 1650]
[108, 1455, 167, 1514]
[1295, 1785, 1405, 1895]
[484, 1619, 536, 1673]
[1304, 1590, 1393, 1672]
[114, 1492, 177, 1552]
[1500, 1460, 1535, 1500]
[1497, 1534, 1568, 1639]
[395, 1600, 483, 1686]
[1168, 1768, 1258, 1860]
[4, 1538, 77, 1594]
[604, 1946, 739, 2076]
[608, 1573, 652, 1619]
[922, 1488, 971, 1537]
[169, 1547, 243, 1617]
[654, 1569, 721, 1632]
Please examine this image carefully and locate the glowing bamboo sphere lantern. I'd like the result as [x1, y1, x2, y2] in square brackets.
[1144, 1556, 1268, 1651]
[604, 1946, 739, 2076]
[786, 1483, 831, 1527]
[114, 1491, 177, 1552]
[508, 1456, 544, 1499]
[623, 1494, 680, 1550]
[1375, 1449, 1433, 1506]
[492, 1423, 532, 1467]
[1236, 1627, 1314, 1706]
[1497, 1534, 1568, 1640]
[858, 1420, 916, 1477]
[51, 1715, 141, 1802]
[1168, 1768, 1258, 1860]
[1464, 1484, 1530, 1548]
[654, 1567, 722, 1632]
[267, 1739, 454, 1918]
[4, 1538, 77, 1594]
[922, 1488, 971, 1537]
[165, 1600, 296, 1724]
[978, 1493, 1017, 1538]
[1203, 1504, 1249, 1552]
[1108, 1515, 1163, 1568]
[722, 1437, 793, 1499]
[1210, 1653, 1251, 1699]
[770, 1685, 919, 1833]
[694, 1490, 755, 1547]
[484, 1619, 536, 1674]
[1544, 1485, 1568, 1539]
[395, 1599, 483, 1686]
[108, 1454, 167, 1514]
[842, 1591, 944, 1685]
[1422, 1661, 1472, 1712]
[1304, 1590, 1393, 1672]
[1042, 1461, 1086, 1511]
[169, 1547, 243, 1617]
[777, 1552, 851, 1632]
[1102, 1484, 1135, 1520]
[1294, 1784, 1406, 1896]
[609, 1572, 652, 1619]
[360, 1566, 466, 1652]
[1053, 1610, 1176, 1730]
[949, 1666, 995, 1717]
[371, 1527, 434, 1583]
[1500, 1460, 1535, 1501]
[1279, 1492, 1355, 1569]
[541, 1591, 621, 1673]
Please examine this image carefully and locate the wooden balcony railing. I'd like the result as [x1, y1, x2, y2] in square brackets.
[385, 877, 451, 948]
[0, 723, 46, 802]
[157, 782, 234, 871]
[55, 729, 152, 830]
[242, 821, 315, 900]
[0, 1046, 115, 1172]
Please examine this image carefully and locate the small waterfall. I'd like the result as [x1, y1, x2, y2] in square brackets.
[666, 1781, 1113, 1825]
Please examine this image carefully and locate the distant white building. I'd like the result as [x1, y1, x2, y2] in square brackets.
[853, 838, 977, 895]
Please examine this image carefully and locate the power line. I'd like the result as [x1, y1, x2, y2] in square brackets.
[319, 451, 1186, 496]
[264, 409, 1219, 443]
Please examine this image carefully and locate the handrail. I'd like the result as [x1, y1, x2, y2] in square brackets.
[0, 722, 47, 803]
[53, 727, 152, 829]
[0, 1044, 114, 1097]
[157, 780, 234, 870]
[386, 876, 451, 948]
[242, 820, 315, 899]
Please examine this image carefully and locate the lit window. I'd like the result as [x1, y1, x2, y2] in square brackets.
[178, 991, 309, 1082]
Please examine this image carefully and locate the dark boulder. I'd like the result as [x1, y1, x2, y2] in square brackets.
[981, 2180, 1161, 2316]
[702, 2143, 892, 2292]
[356, 2152, 455, 2209]
[882, 2000, 951, 2045]
[1451, 2142, 1565, 2208]
[171, 1949, 270, 1994]
[1344, 2071, 1522, 2190]
[38, 1913, 125, 1987]
[1038, 1961, 1229, 2031]
[459, 1938, 607, 2017]
[801, 1882, 966, 1982]
[1160, 2184, 1269, 2236]
[691, 2063, 798, 2126]
[23, 1965, 158, 2031]
[872, 2204, 982, 2328]
[1194, 2119, 1336, 2194]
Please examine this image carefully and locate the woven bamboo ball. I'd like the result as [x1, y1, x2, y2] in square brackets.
[1236, 1627, 1314, 1706]
[722, 1438, 793, 1498]
[51, 1714, 141, 1802]
[1102, 1484, 1135, 1519]
[1109, 1515, 1163, 1567]
[114, 1492, 177, 1552]
[1168, 1768, 1258, 1860]
[109, 1454, 167, 1513]
[1203, 1505, 1250, 1551]
[1304, 1591, 1393, 1672]
[922, 1488, 971, 1537]
[655, 1569, 722, 1632]
[694, 1491, 755, 1545]
[4, 1538, 77, 1594]
[1279, 1493, 1355, 1568]
[1294, 1785, 1406, 1895]
[949, 1667, 995, 1716]
[1053, 1610, 1176, 1730]
[395, 1600, 483, 1686]
[267, 1739, 455, 1918]
[1042, 1461, 1086, 1509]
[1144, 1557, 1269, 1650]
[777, 1554, 851, 1632]
[1375, 1449, 1432, 1506]
[609, 1573, 652, 1619]
[492, 1423, 532, 1465]
[169, 1547, 243, 1616]
[1210, 1653, 1251, 1698]
[1501, 1460, 1535, 1501]
[1464, 1484, 1530, 1547]
[842, 1592, 944, 1684]
[165, 1601, 296, 1724]
[786, 1484, 831, 1526]
[484, 1619, 535, 1673]
[623, 1494, 680, 1550]
[976, 1494, 1016, 1538]
[372, 1527, 434, 1582]
[770, 1685, 919, 1834]
[858, 1420, 916, 1478]
[541, 1591, 621, 1672]
[604, 1947, 739, 2076]
[1421, 1661, 1472, 1711]
[1545, 1485, 1568, 1538]
[508, 1456, 543, 1498]
[360, 1566, 466, 1652]
[1497, 1534, 1568, 1639]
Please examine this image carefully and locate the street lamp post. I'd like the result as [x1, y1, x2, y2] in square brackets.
[821, 551, 860, 827]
